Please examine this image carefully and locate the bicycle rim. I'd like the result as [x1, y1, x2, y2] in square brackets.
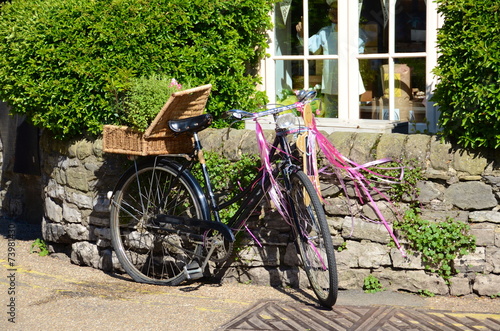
[289, 171, 338, 307]
[110, 161, 206, 285]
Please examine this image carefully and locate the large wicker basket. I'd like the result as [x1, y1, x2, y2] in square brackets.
[103, 84, 212, 156]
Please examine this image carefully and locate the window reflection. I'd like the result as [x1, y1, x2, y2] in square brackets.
[359, 58, 426, 122]
[359, 0, 427, 54]
[274, 0, 428, 123]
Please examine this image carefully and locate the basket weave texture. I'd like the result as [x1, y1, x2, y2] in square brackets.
[103, 84, 212, 155]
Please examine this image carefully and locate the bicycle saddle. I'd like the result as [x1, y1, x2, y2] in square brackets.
[168, 113, 213, 134]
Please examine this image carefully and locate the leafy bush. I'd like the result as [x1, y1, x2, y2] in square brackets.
[433, 1, 500, 149]
[0, 0, 273, 139]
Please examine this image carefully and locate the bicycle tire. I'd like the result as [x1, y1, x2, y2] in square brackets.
[110, 159, 209, 285]
[287, 171, 338, 307]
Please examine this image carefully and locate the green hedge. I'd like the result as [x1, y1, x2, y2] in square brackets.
[0, 0, 273, 139]
[433, 1, 500, 149]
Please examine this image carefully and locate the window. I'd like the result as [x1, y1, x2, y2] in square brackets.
[264, 0, 439, 133]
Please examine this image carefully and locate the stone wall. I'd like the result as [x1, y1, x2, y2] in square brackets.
[38, 128, 500, 297]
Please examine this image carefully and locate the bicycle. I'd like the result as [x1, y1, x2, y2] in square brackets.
[109, 90, 338, 308]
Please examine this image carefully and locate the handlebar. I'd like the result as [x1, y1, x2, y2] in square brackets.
[226, 90, 317, 120]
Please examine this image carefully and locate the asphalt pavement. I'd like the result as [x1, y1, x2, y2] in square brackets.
[1, 218, 500, 330]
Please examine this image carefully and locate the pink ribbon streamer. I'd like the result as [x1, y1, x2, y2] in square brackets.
[253, 119, 290, 223]
[298, 105, 407, 257]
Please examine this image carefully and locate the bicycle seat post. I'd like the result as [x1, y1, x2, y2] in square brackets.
[193, 132, 221, 223]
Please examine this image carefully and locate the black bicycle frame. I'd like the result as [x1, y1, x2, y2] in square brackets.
[199, 128, 298, 232]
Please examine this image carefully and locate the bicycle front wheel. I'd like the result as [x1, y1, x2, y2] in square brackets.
[288, 171, 338, 307]
[110, 159, 208, 285]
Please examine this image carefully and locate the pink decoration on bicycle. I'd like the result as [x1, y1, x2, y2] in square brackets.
[254, 119, 290, 222]
[297, 103, 407, 257]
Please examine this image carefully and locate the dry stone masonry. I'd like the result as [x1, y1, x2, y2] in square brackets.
[38, 129, 500, 297]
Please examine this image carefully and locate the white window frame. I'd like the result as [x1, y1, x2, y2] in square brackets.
[256, 0, 441, 133]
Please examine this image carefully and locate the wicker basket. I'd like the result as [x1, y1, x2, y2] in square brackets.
[103, 84, 212, 156]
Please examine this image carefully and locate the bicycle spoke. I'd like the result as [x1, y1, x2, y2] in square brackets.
[110, 161, 207, 285]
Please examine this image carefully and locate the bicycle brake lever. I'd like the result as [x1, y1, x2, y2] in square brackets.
[226, 109, 252, 120]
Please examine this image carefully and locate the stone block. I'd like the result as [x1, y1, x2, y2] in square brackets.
[449, 276, 472, 296]
[46, 179, 65, 200]
[349, 132, 379, 165]
[324, 197, 360, 217]
[89, 216, 110, 227]
[65, 223, 90, 241]
[66, 191, 93, 210]
[361, 201, 399, 223]
[283, 243, 300, 267]
[94, 227, 111, 241]
[240, 129, 274, 157]
[66, 168, 89, 192]
[96, 238, 111, 248]
[496, 226, 500, 248]
[337, 268, 370, 290]
[93, 194, 111, 213]
[45, 198, 63, 223]
[320, 180, 342, 198]
[376, 133, 406, 160]
[417, 181, 443, 203]
[71, 241, 100, 268]
[470, 223, 496, 246]
[444, 182, 497, 210]
[336, 240, 391, 269]
[221, 129, 246, 161]
[42, 219, 70, 243]
[63, 203, 82, 223]
[473, 274, 500, 296]
[429, 138, 452, 172]
[453, 150, 488, 176]
[93, 139, 104, 158]
[405, 134, 431, 168]
[390, 248, 424, 270]
[420, 210, 469, 223]
[373, 269, 449, 295]
[342, 217, 391, 244]
[453, 247, 486, 273]
[486, 246, 500, 274]
[76, 140, 94, 160]
[469, 211, 500, 224]
[328, 131, 354, 157]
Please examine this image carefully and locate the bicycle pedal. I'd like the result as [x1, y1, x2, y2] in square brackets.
[185, 261, 204, 280]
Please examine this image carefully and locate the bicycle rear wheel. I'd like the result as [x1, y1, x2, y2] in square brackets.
[288, 171, 338, 307]
[110, 159, 209, 285]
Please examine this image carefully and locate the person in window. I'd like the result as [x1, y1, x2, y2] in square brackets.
[296, 0, 365, 118]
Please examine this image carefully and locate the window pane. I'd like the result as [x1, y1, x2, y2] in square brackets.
[395, 0, 426, 53]
[307, 0, 337, 57]
[275, 60, 298, 99]
[275, 1, 303, 56]
[400, 57, 426, 122]
[359, 0, 388, 54]
[275, 59, 339, 118]
[359, 58, 426, 122]
[313, 59, 338, 118]
[359, 59, 389, 119]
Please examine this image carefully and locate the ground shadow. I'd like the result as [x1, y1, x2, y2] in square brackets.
[0, 216, 43, 241]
